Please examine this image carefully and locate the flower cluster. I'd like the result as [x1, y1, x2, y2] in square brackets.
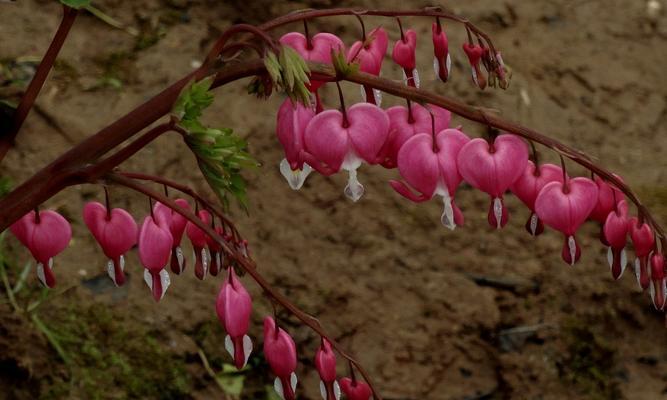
[275, 24, 667, 312]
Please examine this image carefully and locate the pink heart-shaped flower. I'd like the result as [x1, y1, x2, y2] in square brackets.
[277, 98, 316, 190]
[535, 177, 598, 265]
[458, 134, 528, 229]
[510, 161, 565, 235]
[339, 377, 372, 400]
[138, 215, 173, 301]
[153, 199, 191, 274]
[315, 338, 339, 400]
[280, 32, 344, 92]
[185, 209, 212, 280]
[462, 42, 486, 89]
[264, 316, 298, 400]
[347, 28, 388, 106]
[590, 175, 625, 223]
[650, 253, 666, 310]
[379, 103, 451, 168]
[628, 217, 655, 290]
[83, 201, 137, 286]
[216, 267, 253, 370]
[603, 199, 629, 280]
[392, 29, 419, 87]
[432, 22, 451, 82]
[10, 209, 71, 288]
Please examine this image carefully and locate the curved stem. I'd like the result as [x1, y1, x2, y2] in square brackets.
[105, 173, 383, 399]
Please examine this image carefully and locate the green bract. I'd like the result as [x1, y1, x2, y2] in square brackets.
[264, 46, 311, 106]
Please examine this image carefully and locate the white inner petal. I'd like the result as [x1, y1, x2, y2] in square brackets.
[143, 269, 152, 290]
[373, 89, 382, 106]
[242, 335, 253, 367]
[225, 335, 234, 359]
[440, 195, 456, 230]
[280, 159, 312, 191]
[530, 214, 538, 236]
[634, 258, 641, 288]
[274, 377, 286, 400]
[606, 247, 613, 269]
[413, 68, 420, 88]
[650, 281, 657, 309]
[159, 269, 170, 299]
[333, 380, 341, 400]
[471, 66, 479, 86]
[446, 53, 452, 76]
[37, 261, 46, 287]
[176, 246, 184, 272]
[661, 279, 667, 310]
[359, 84, 367, 102]
[319, 380, 327, 400]
[493, 197, 503, 230]
[290, 372, 298, 392]
[619, 248, 627, 278]
[433, 57, 439, 78]
[344, 169, 365, 202]
[201, 248, 209, 278]
[568, 236, 576, 266]
[107, 259, 117, 285]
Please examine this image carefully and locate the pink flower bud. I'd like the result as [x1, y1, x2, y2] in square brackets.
[392, 29, 419, 87]
[83, 201, 137, 286]
[339, 377, 372, 400]
[206, 225, 225, 276]
[604, 200, 630, 280]
[462, 42, 486, 89]
[457, 134, 528, 229]
[10, 209, 71, 288]
[264, 317, 298, 400]
[280, 32, 344, 92]
[153, 199, 191, 274]
[535, 178, 599, 265]
[277, 98, 316, 190]
[216, 267, 253, 369]
[391, 128, 470, 230]
[185, 209, 212, 280]
[629, 217, 655, 290]
[510, 162, 565, 236]
[138, 215, 173, 301]
[347, 27, 388, 105]
[432, 22, 450, 82]
[650, 252, 666, 310]
[315, 338, 340, 400]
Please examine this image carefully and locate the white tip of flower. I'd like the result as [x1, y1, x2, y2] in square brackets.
[433, 57, 439, 78]
[373, 88, 382, 106]
[333, 380, 341, 400]
[471, 66, 479, 86]
[650, 281, 657, 309]
[606, 247, 613, 269]
[274, 377, 286, 400]
[440, 195, 456, 230]
[242, 334, 252, 367]
[225, 335, 234, 359]
[176, 246, 184, 273]
[290, 372, 298, 392]
[493, 198, 503, 230]
[159, 269, 170, 299]
[634, 258, 642, 288]
[568, 236, 577, 266]
[319, 380, 327, 400]
[529, 213, 539, 236]
[344, 169, 365, 202]
[106, 255, 125, 286]
[143, 269, 152, 290]
[280, 158, 312, 190]
[446, 53, 452, 76]
[620, 249, 627, 278]
[201, 247, 209, 278]
[36, 260, 48, 287]
[413, 68, 421, 88]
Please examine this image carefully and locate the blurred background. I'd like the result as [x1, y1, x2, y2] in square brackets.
[1, 0, 666, 399]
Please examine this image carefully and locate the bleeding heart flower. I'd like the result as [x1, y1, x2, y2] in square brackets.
[457, 134, 528, 229]
[432, 21, 451, 82]
[510, 161, 565, 236]
[462, 42, 486, 90]
[649, 252, 666, 310]
[391, 128, 470, 229]
[495, 51, 510, 89]
[153, 199, 190, 274]
[83, 201, 137, 286]
[339, 377, 372, 400]
[302, 103, 389, 202]
[347, 27, 388, 105]
[206, 225, 225, 276]
[603, 200, 630, 280]
[185, 209, 212, 280]
[589, 175, 625, 245]
[138, 215, 173, 301]
[277, 98, 316, 190]
[392, 28, 419, 88]
[315, 338, 340, 400]
[264, 316, 298, 400]
[379, 103, 451, 169]
[216, 267, 253, 369]
[628, 217, 655, 290]
[534, 177, 598, 265]
[280, 32, 344, 92]
[10, 209, 71, 288]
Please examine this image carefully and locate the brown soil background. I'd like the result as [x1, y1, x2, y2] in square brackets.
[1, 0, 667, 399]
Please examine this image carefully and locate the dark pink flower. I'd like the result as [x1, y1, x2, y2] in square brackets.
[315, 338, 340, 400]
[392, 28, 419, 87]
[264, 316, 298, 400]
[535, 178, 598, 265]
[628, 217, 655, 290]
[462, 42, 486, 89]
[10, 209, 71, 288]
[391, 128, 470, 229]
[280, 32, 344, 92]
[206, 225, 225, 276]
[457, 134, 528, 229]
[216, 267, 253, 369]
[138, 215, 173, 301]
[153, 199, 190, 274]
[510, 162, 565, 236]
[589, 175, 624, 245]
[650, 252, 666, 310]
[339, 377, 372, 400]
[432, 21, 450, 82]
[185, 209, 212, 280]
[83, 201, 137, 286]
[603, 200, 629, 280]
[277, 98, 315, 190]
[347, 27, 388, 105]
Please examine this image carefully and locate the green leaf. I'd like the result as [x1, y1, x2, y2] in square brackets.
[171, 77, 214, 122]
[215, 363, 246, 396]
[60, 0, 92, 9]
[264, 46, 311, 106]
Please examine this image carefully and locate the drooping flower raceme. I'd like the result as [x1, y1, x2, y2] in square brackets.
[153, 199, 190, 274]
[378, 102, 451, 169]
[347, 27, 388, 105]
[392, 28, 419, 87]
[628, 217, 655, 290]
[649, 252, 666, 310]
[302, 103, 389, 202]
[83, 201, 137, 286]
[457, 134, 528, 229]
[216, 267, 253, 369]
[185, 209, 212, 280]
[391, 128, 470, 229]
[462, 42, 487, 90]
[138, 214, 173, 301]
[315, 338, 340, 400]
[10, 209, 71, 288]
[510, 161, 565, 236]
[432, 21, 451, 82]
[603, 200, 630, 280]
[279, 32, 344, 92]
[264, 316, 298, 400]
[276, 98, 316, 190]
[339, 377, 372, 400]
[535, 177, 598, 265]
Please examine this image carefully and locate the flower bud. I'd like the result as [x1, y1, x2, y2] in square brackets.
[264, 317, 298, 400]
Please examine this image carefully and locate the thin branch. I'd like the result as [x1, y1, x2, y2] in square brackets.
[0, 6, 79, 164]
[104, 172, 384, 400]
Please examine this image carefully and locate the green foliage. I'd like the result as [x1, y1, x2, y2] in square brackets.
[59, 0, 92, 9]
[173, 77, 258, 210]
[265, 46, 311, 105]
[332, 48, 360, 77]
[0, 176, 12, 197]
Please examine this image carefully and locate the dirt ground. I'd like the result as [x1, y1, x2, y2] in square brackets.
[1, 0, 667, 399]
